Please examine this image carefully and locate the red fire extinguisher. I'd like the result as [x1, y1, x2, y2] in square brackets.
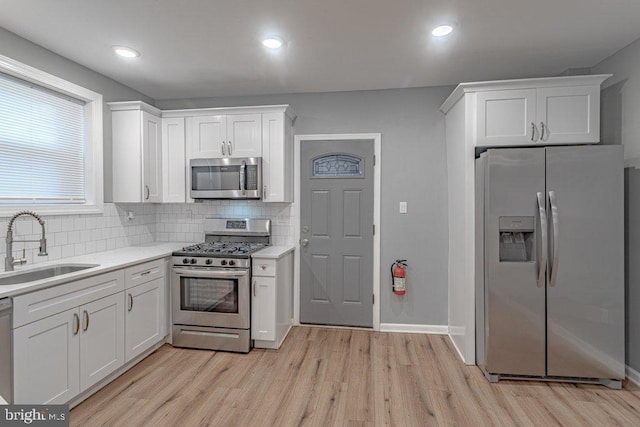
[391, 260, 407, 295]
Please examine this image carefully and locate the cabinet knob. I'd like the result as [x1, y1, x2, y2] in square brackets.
[301, 239, 309, 248]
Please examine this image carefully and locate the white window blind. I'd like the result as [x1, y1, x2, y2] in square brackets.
[0, 72, 86, 204]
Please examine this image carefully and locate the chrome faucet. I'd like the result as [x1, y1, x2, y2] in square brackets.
[5, 211, 48, 272]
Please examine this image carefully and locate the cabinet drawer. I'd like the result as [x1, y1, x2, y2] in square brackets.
[252, 259, 276, 276]
[13, 270, 125, 328]
[125, 259, 164, 289]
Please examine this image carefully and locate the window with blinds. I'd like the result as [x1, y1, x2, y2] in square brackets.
[0, 72, 86, 204]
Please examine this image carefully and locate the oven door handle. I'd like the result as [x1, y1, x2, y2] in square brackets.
[173, 268, 249, 279]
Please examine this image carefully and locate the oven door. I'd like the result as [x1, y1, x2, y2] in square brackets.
[172, 267, 250, 329]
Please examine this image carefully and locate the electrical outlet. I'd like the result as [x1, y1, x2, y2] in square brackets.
[127, 211, 134, 221]
[399, 202, 408, 214]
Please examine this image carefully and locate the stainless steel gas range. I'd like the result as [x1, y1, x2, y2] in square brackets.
[171, 218, 270, 353]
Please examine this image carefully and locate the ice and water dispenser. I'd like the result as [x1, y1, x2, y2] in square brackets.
[499, 216, 535, 262]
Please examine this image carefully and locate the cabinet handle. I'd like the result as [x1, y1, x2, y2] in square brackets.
[83, 310, 89, 332]
[140, 270, 151, 276]
[263, 185, 267, 200]
[253, 280, 257, 297]
[221, 141, 226, 156]
[73, 313, 80, 336]
[531, 122, 536, 142]
[128, 293, 134, 312]
[144, 185, 150, 200]
[261, 265, 267, 270]
[228, 141, 233, 155]
[540, 122, 546, 141]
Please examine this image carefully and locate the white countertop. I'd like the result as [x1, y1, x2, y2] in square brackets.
[252, 245, 295, 259]
[0, 242, 192, 299]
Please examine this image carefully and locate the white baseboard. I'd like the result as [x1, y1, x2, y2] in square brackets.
[627, 365, 640, 386]
[380, 323, 448, 335]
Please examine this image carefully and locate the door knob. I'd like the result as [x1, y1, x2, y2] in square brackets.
[301, 239, 309, 247]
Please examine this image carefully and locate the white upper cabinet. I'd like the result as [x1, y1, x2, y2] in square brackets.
[476, 89, 537, 146]
[109, 101, 163, 203]
[262, 112, 294, 202]
[439, 75, 611, 148]
[188, 113, 261, 159]
[227, 114, 262, 158]
[536, 85, 600, 144]
[188, 115, 227, 158]
[142, 111, 162, 202]
[161, 117, 187, 202]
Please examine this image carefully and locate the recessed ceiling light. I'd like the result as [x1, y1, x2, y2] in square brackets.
[112, 46, 140, 58]
[431, 25, 453, 37]
[262, 37, 284, 49]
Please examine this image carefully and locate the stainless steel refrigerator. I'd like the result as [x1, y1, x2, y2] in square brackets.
[475, 145, 624, 388]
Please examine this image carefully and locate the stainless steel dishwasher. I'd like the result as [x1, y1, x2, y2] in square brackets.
[0, 298, 12, 404]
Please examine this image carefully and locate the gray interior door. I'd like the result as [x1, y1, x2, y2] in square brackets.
[484, 148, 546, 376]
[300, 140, 374, 327]
[545, 145, 624, 379]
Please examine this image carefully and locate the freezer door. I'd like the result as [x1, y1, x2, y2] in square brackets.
[545, 145, 624, 380]
[484, 148, 547, 376]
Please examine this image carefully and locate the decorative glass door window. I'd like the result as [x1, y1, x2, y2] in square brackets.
[312, 154, 363, 178]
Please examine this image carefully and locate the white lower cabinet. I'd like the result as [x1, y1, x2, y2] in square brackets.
[13, 308, 80, 404]
[252, 276, 276, 341]
[12, 258, 167, 405]
[125, 278, 165, 362]
[251, 249, 294, 349]
[79, 293, 125, 392]
[13, 294, 125, 404]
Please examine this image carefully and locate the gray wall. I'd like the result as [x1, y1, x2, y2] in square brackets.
[0, 27, 154, 202]
[592, 37, 640, 372]
[158, 87, 452, 325]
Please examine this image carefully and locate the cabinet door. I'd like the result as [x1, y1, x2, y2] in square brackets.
[536, 85, 600, 144]
[227, 114, 262, 158]
[13, 308, 80, 404]
[262, 113, 293, 202]
[125, 278, 165, 362]
[79, 293, 125, 392]
[142, 111, 163, 202]
[189, 115, 227, 159]
[476, 89, 537, 146]
[251, 276, 276, 341]
[161, 117, 186, 202]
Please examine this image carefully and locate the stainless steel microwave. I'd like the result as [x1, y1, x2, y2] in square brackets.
[190, 158, 262, 199]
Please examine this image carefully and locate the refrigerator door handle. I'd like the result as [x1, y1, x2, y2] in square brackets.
[549, 190, 560, 287]
[536, 192, 548, 288]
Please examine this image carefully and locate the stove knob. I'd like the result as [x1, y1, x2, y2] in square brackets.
[190, 258, 197, 264]
[228, 260, 235, 266]
[182, 258, 189, 264]
[206, 259, 212, 265]
[220, 260, 227, 266]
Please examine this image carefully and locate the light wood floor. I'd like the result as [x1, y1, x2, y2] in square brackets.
[70, 326, 640, 426]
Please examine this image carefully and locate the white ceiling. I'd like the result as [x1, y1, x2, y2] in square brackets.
[1, 0, 639, 100]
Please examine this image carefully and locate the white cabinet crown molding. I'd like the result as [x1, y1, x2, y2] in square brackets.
[440, 74, 612, 114]
[162, 104, 297, 122]
[107, 101, 162, 116]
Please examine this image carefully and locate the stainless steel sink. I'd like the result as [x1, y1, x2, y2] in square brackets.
[0, 264, 99, 285]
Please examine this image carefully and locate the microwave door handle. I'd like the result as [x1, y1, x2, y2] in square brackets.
[240, 160, 246, 195]
[173, 268, 249, 279]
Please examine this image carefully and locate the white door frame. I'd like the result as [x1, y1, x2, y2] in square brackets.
[293, 133, 381, 331]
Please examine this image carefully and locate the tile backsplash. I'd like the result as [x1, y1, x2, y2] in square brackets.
[0, 200, 295, 270]
[155, 200, 296, 246]
[0, 203, 156, 267]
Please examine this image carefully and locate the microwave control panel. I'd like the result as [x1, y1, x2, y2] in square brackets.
[246, 167, 258, 190]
